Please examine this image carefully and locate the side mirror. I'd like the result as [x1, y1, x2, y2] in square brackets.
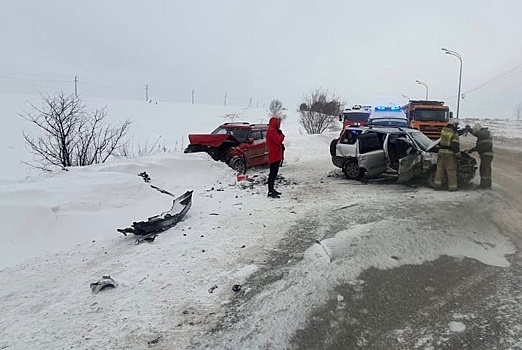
[339, 114, 343, 122]
[449, 111, 454, 119]
[247, 138, 254, 144]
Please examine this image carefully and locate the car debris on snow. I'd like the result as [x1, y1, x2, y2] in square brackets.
[90, 275, 118, 293]
[147, 335, 162, 346]
[117, 187, 193, 244]
[332, 203, 359, 212]
[138, 171, 151, 183]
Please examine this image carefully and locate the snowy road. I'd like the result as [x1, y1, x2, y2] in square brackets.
[195, 143, 522, 349]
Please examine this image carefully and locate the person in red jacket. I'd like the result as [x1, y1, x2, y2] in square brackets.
[266, 116, 285, 198]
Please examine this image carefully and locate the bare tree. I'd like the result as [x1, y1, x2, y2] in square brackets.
[21, 92, 131, 171]
[515, 102, 522, 121]
[299, 88, 342, 134]
[269, 99, 284, 119]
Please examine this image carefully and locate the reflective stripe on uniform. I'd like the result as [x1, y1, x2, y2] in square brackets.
[439, 148, 455, 154]
[441, 129, 453, 139]
[440, 128, 454, 147]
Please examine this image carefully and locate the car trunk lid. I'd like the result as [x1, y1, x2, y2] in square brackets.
[187, 134, 240, 148]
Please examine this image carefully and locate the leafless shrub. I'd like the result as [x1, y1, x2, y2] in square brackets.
[299, 88, 342, 134]
[116, 136, 170, 158]
[223, 113, 241, 123]
[21, 92, 131, 171]
[269, 99, 285, 119]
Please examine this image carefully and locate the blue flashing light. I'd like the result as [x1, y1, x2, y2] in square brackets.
[374, 106, 402, 111]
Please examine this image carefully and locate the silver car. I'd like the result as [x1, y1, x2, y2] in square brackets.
[330, 126, 476, 186]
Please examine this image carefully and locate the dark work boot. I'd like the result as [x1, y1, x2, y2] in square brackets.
[267, 191, 280, 199]
[272, 189, 282, 195]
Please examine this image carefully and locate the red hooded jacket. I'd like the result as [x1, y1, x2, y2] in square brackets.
[266, 117, 285, 164]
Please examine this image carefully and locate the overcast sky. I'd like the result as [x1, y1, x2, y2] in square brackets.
[1, 0, 521, 118]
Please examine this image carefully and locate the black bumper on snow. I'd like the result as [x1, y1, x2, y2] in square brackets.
[117, 190, 193, 236]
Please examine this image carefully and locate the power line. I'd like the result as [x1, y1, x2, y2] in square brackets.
[0, 74, 69, 84]
[80, 80, 142, 90]
[0, 73, 267, 107]
[463, 63, 522, 95]
[444, 61, 522, 100]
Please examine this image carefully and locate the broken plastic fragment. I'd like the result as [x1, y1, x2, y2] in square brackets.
[90, 276, 118, 294]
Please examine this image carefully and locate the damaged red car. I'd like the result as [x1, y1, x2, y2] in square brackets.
[184, 122, 269, 174]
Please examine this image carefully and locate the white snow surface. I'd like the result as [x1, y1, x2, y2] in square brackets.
[0, 94, 520, 349]
[449, 321, 467, 333]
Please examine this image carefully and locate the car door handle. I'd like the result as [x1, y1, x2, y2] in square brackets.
[360, 156, 366, 160]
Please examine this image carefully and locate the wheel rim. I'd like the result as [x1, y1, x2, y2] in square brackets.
[344, 161, 359, 178]
[234, 160, 247, 174]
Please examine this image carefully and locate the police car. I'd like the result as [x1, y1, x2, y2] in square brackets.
[367, 106, 408, 128]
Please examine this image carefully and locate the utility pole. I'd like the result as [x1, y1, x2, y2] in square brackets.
[248, 98, 252, 107]
[224, 93, 227, 106]
[191, 89, 195, 104]
[145, 84, 149, 102]
[74, 76, 78, 97]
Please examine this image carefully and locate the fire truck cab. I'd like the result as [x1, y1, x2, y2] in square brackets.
[339, 105, 372, 128]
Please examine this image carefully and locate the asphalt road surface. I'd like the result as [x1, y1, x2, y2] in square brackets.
[462, 137, 522, 247]
[291, 144, 522, 350]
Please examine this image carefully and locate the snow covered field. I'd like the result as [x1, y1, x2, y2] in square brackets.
[0, 93, 521, 349]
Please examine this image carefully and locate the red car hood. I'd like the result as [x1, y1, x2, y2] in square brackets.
[187, 134, 240, 147]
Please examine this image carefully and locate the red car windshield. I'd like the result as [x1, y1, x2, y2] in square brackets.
[211, 127, 249, 141]
[342, 112, 370, 122]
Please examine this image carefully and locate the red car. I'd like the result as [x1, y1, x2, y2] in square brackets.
[184, 122, 269, 174]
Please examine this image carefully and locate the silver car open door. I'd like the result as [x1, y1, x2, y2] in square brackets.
[397, 153, 422, 182]
[357, 132, 386, 176]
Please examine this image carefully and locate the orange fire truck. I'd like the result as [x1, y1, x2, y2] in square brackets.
[401, 100, 453, 139]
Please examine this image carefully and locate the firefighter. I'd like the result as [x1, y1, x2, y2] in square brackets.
[434, 119, 460, 191]
[466, 123, 493, 189]
[266, 116, 285, 198]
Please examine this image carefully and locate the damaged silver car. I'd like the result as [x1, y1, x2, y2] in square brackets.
[330, 126, 476, 187]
